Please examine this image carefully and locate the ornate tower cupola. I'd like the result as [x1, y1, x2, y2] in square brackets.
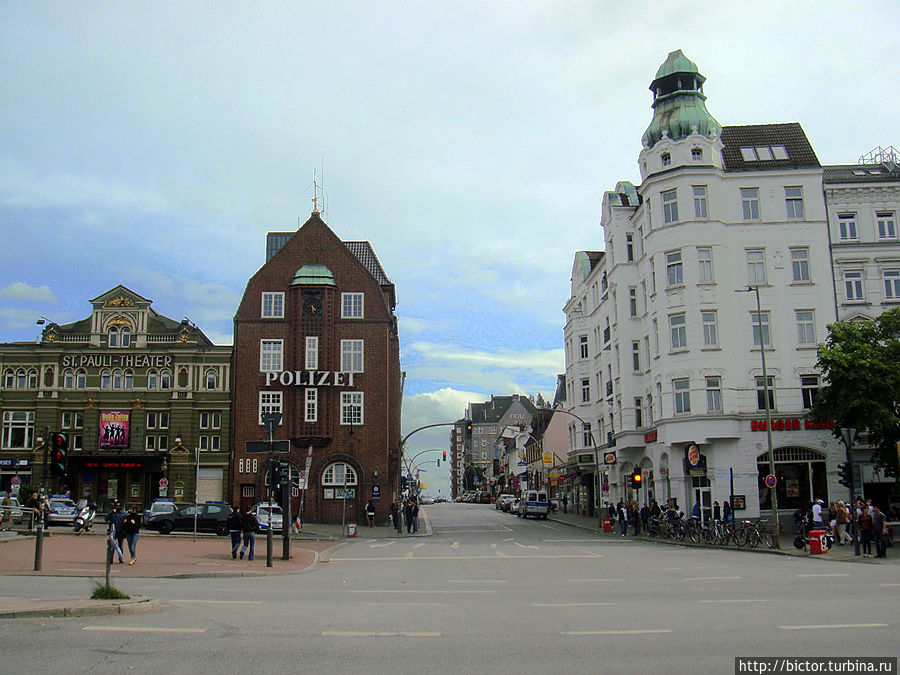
[641, 49, 721, 149]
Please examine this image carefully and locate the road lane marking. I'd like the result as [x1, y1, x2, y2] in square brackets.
[329, 554, 611, 561]
[350, 590, 496, 594]
[495, 550, 508, 557]
[169, 600, 262, 605]
[503, 537, 514, 542]
[683, 576, 741, 581]
[533, 602, 616, 607]
[879, 583, 900, 587]
[360, 602, 448, 606]
[543, 539, 604, 543]
[450, 542, 460, 549]
[447, 579, 506, 583]
[795, 573, 850, 578]
[412, 543, 425, 549]
[780, 624, 889, 630]
[370, 541, 396, 548]
[514, 542, 539, 549]
[563, 629, 671, 636]
[83, 626, 207, 633]
[697, 598, 781, 604]
[567, 578, 624, 582]
[321, 631, 441, 637]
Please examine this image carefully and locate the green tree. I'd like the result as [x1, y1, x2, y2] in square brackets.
[813, 308, 900, 476]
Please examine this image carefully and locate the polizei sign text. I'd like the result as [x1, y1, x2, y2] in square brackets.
[264, 370, 357, 387]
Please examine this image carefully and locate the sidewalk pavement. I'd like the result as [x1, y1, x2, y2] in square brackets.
[548, 509, 898, 563]
[0, 515, 430, 619]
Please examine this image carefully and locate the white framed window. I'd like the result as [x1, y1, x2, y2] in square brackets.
[666, 250, 683, 286]
[796, 310, 816, 345]
[27, 368, 37, 389]
[260, 339, 283, 372]
[100, 369, 111, 390]
[147, 369, 158, 390]
[242, 485, 256, 498]
[662, 189, 678, 224]
[305, 389, 318, 423]
[579, 335, 589, 359]
[63, 369, 75, 389]
[661, 152, 671, 167]
[124, 369, 134, 390]
[199, 412, 221, 429]
[877, 212, 897, 239]
[756, 375, 775, 411]
[674, 379, 691, 415]
[108, 326, 119, 347]
[838, 213, 858, 241]
[697, 247, 713, 283]
[341, 293, 364, 319]
[205, 368, 218, 390]
[844, 270, 864, 301]
[669, 313, 687, 350]
[693, 185, 708, 219]
[259, 391, 283, 424]
[629, 287, 638, 317]
[691, 147, 703, 162]
[305, 336, 319, 371]
[701, 311, 718, 347]
[76, 369, 86, 390]
[322, 462, 358, 486]
[751, 311, 771, 347]
[791, 247, 810, 282]
[582, 423, 592, 448]
[632, 341, 640, 372]
[785, 186, 804, 219]
[747, 249, 766, 285]
[581, 378, 590, 403]
[3, 369, 12, 388]
[706, 376, 722, 413]
[146, 435, 156, 451]
[801, 375, 819, 409]
[741, 188, 760, 220]
[341, 339, 364, 373]
[2, 411, 34, 449]
[883, 269, 900, 300]
[62, 411, 84, 430]
[626, 233, 634, 261]
[160, 368, 172, 389]
[340, 391, 364, 426]
[261, 292, 285, 318]
[112, 369, 123, 390]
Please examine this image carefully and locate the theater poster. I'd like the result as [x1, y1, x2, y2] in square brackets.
[99, 410, 130, 449]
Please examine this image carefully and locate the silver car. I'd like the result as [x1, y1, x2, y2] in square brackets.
[252, 503, 283, 532]
[47, 498, 78, 525]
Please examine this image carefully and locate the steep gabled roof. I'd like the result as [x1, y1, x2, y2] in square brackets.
[721, 123, 820, 171]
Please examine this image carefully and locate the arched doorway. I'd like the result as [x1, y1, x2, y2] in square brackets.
[757, 447, 827, 512]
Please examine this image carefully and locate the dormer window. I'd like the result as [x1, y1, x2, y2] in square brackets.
[107, 320, 132, 348]
[691, 147, 703, 162]
[661, 152, 671, 167]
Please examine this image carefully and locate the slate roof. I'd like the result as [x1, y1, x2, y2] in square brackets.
[343, 241, 392, 285]
[824, 163, 900, 184]
[721, 123, 820, 172]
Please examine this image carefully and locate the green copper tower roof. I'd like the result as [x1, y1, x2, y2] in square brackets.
[641, 49, 721, 149]
[291, 264, 336, 286]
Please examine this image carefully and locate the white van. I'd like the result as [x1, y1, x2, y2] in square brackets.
[518, 490, 549, 519]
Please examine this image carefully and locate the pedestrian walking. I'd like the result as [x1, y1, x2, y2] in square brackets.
[390, 501, 401, 533]
[723, 501, 733, 522]
[365, 500, 376, 527]
[562, 493, 568, 514]
[240, 505, 259, 561]
[411, 498, 419, 534]
[640, 503, 650, 532]
[858, 506, 874, 558]
[712, 501, 721, 521]
[811, 499, 824, 529]
[404, 499, 414, 534]
[226, 505, 243, 559]
[872, 505, 887, 558]
[105, 501, 126, 564]
[123, 505, 142, 565]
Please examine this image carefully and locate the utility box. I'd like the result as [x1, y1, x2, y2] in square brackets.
[809, 529, 828, 554]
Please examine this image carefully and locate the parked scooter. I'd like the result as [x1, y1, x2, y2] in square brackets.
[73, 498, 95, 534]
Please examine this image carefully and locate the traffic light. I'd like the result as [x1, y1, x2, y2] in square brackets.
[838, 462, 852, 488]
[465, 422, 473, 439]
[632, 469, 642, 489]
[49, 432, 68, 476]
[270, 461, 286, 492]
[443, 451, 447, 462]
[400, 476, 409, 493]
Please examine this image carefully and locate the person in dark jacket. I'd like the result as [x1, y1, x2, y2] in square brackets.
[365, 500, 376, 527]
[858, 507, 874, 557]
[123, 505, 142, 565]
[872, 505, 887, 558]
[106, 501, 126, 564]
[404, 499, 414, 534]
[240, 505, 259, 561]
[226, 505, 243, 559]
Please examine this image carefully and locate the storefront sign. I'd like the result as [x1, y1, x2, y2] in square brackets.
[644, 430, 658, 443]
[732, 495, 746, 510]
[687, 444, 700, 467]
[542, 451, 553, 467]
[577, 454, 594, 465]
[99, 410, 130, 449]
[603, 452, 617, 465]
[62, 354, 173, 369]
[86, 461, 145, 469]
[0, 459, 28, 467]
[750, 418, 835, 431]
[264, 370, 357, 387]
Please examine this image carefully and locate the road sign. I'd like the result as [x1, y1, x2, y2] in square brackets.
[159, 478, 169, 488]
[764, 474, 777, 489]
[10, 476, 20, 486]
[602, 482, 609, 493]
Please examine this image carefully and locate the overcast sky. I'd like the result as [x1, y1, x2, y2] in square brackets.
[1, 2, 897, 494]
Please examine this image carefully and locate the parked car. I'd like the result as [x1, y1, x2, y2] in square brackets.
[0, 493, 23, 524]
[477, 492, 492, 504]
[496, 494, 516, 511]
[252, 503, 283, 532]
[143, 499, 176, 522]
[47, 497, 78, 525]
[145, 502, 231, 536]
[519, 490, 550, 519]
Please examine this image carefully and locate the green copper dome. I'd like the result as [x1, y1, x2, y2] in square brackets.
[641, 50, 721, 149]
[291, 264, 336, 286]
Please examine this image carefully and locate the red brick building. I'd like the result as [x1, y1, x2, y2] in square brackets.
[231, 212, 402, 524]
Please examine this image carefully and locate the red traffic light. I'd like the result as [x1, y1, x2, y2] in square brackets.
[442, 451, 447, 461]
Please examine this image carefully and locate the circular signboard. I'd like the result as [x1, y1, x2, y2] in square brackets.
[687, 444, 700, 466]
[10, 476, 21, 486]
[604, 452, 617, 465]
[159, 478, 169, 488]
[764, 474, 777, 489]
[601, 483, 610, 493]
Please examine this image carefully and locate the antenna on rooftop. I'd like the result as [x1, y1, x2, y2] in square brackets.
[311, 169, 321, 214]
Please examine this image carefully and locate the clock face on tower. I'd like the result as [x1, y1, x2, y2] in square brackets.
[302, 293, 323, 316]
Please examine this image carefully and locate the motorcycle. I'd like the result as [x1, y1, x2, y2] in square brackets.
[73, 499, 95, 534]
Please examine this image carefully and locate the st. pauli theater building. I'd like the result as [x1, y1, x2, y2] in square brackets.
[0, 286, 232, 510]
[231, 211, 402, 524]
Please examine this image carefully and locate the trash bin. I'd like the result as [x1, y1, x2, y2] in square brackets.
[346, 522, 358, 537]
[809, 529, 827, 554]
[603, 518, 613, 533]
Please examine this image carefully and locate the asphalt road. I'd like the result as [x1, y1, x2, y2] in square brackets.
[1, 502, 897, 674]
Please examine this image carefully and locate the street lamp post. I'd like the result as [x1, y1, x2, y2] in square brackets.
[737, 285, 780, 547]
[840, 427, 858, 555]
[262, 413, 282, 568]
[555, 409, 603, 529]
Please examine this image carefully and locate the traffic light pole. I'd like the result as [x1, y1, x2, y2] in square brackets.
[33, 428, 49, 571]
[261, 413, 282, 569]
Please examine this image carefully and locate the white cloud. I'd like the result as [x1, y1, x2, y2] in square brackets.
[0, 282, 57, 304]
[408, 341, 563, 374]
[0, 308, 44, 332]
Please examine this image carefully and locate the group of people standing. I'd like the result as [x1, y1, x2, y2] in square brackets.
[105, 501, 141, 565]
[798, 498, 891, 558]
[389, 497, 419, 534]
